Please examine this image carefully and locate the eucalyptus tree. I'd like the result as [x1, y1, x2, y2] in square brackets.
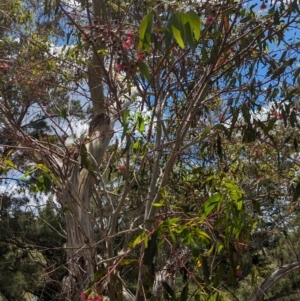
[1, 0, 300, 300]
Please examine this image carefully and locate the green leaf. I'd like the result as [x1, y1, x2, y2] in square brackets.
[139, 12, 154, 52]
[180, 282, 189, 301]
[171, 25, 185, 49]
[289, 0, 300, 12]
[184, 22, 194, 50]
[240, 16, 251, 23]
[271, 65, 285, 80]
[194, 294, 200, 301]
[236, 199, 243, 211]
[224, 182, 243, 194]
[213, 262, 226, 287]
[188, 11, 201, 41]
[121, 109, 130, 141]
[242, 103, 251, 124]
[144, 231, 158, 266]
[202, 194, 221, 218]
[209, 45, 218, 64]
[120, 259, 137, 266]
[293, 183, 300, 202]
[294, 137, 298, 152]
[59, 107, 67, 119]
[199, 125, 211, 143]
[80, 144, 95, 177]
[163, 217, 180, 226]
[192, 166, 204, 174]
[43, 174, 51, 191]
[201, 255, 210, 284]
[133, 140, 140, 154]
[293, 67, 300, 84]
[196, 229, 211, 240]
[274, 9, 280, 25]
[152, 202, 164, 207]
[162, 282, 175, 299]
[93, 269, 106, 283]
[4, 159, 16, 169]
[252, 200, 262, 215]
[130, 232, 146, 248]
[144, 233, 149, 248]
[137, 113, 145, 133]
[201, 46, 208, 62]
[164, 27, 173, 50]
[138, 61, 150, 80]
[290, 111, 297, 127]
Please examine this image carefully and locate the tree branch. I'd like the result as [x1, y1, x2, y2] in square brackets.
[250, 261, 300, 301]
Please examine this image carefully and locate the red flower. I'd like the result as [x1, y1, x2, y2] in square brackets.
[118, 165, 126, 173]
[204, 15, 214, 25]
[260, 2, 267, 10]
[115, 63, 124, 71]
[272, 111, 283, 120]
[0, 62, 9, 72]
[80, 292, 88, 301]
[82, 33, 89, 41]
[122, 31, 134, 49]
[127, 31, 134, 41]
[137, 52, 146, 62]
[122, 41, 131, 49]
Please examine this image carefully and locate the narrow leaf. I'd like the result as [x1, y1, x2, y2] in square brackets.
[203, 194, 221, 218]
[180, 282, 189, 301]
[162, 282, 175, 298]
[171, 25, 185, 49]
[188, 11, 201, 41]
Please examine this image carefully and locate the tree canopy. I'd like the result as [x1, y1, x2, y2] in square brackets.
[1, 0, 300, 300]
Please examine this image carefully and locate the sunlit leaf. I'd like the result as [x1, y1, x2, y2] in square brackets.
[139, 12, 154, 52]
[171, 25, 185, 49]
[202, 194, 221, 219]
[188, 10, 201, 41]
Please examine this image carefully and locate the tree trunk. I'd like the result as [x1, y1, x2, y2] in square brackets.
[61, 115, 113, 300]
[60, 0, 114, 298]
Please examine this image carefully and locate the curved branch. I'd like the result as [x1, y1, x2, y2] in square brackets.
[250, 261, 300, 301]
[265, 289, 300, 301]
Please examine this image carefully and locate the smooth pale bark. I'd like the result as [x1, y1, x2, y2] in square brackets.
[60, 0, 115, 298]
[250, 261, 300, 301]
[61, 115, 113, 301]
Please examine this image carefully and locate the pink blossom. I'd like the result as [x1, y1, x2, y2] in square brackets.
[137, 52, 146, 62]
[272, 111, 283, 120]
[80, 292, 88, 301]
[260, 2, 267, 10]
[122, 41, 131, 49]
[118, 165, 126, 172]
[82, 33, 89, 41]
[0, 62, 9, 72]
[204, 15, 214, 25]
[127, 31, 134, 41]
[115, 63, 124, 71]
